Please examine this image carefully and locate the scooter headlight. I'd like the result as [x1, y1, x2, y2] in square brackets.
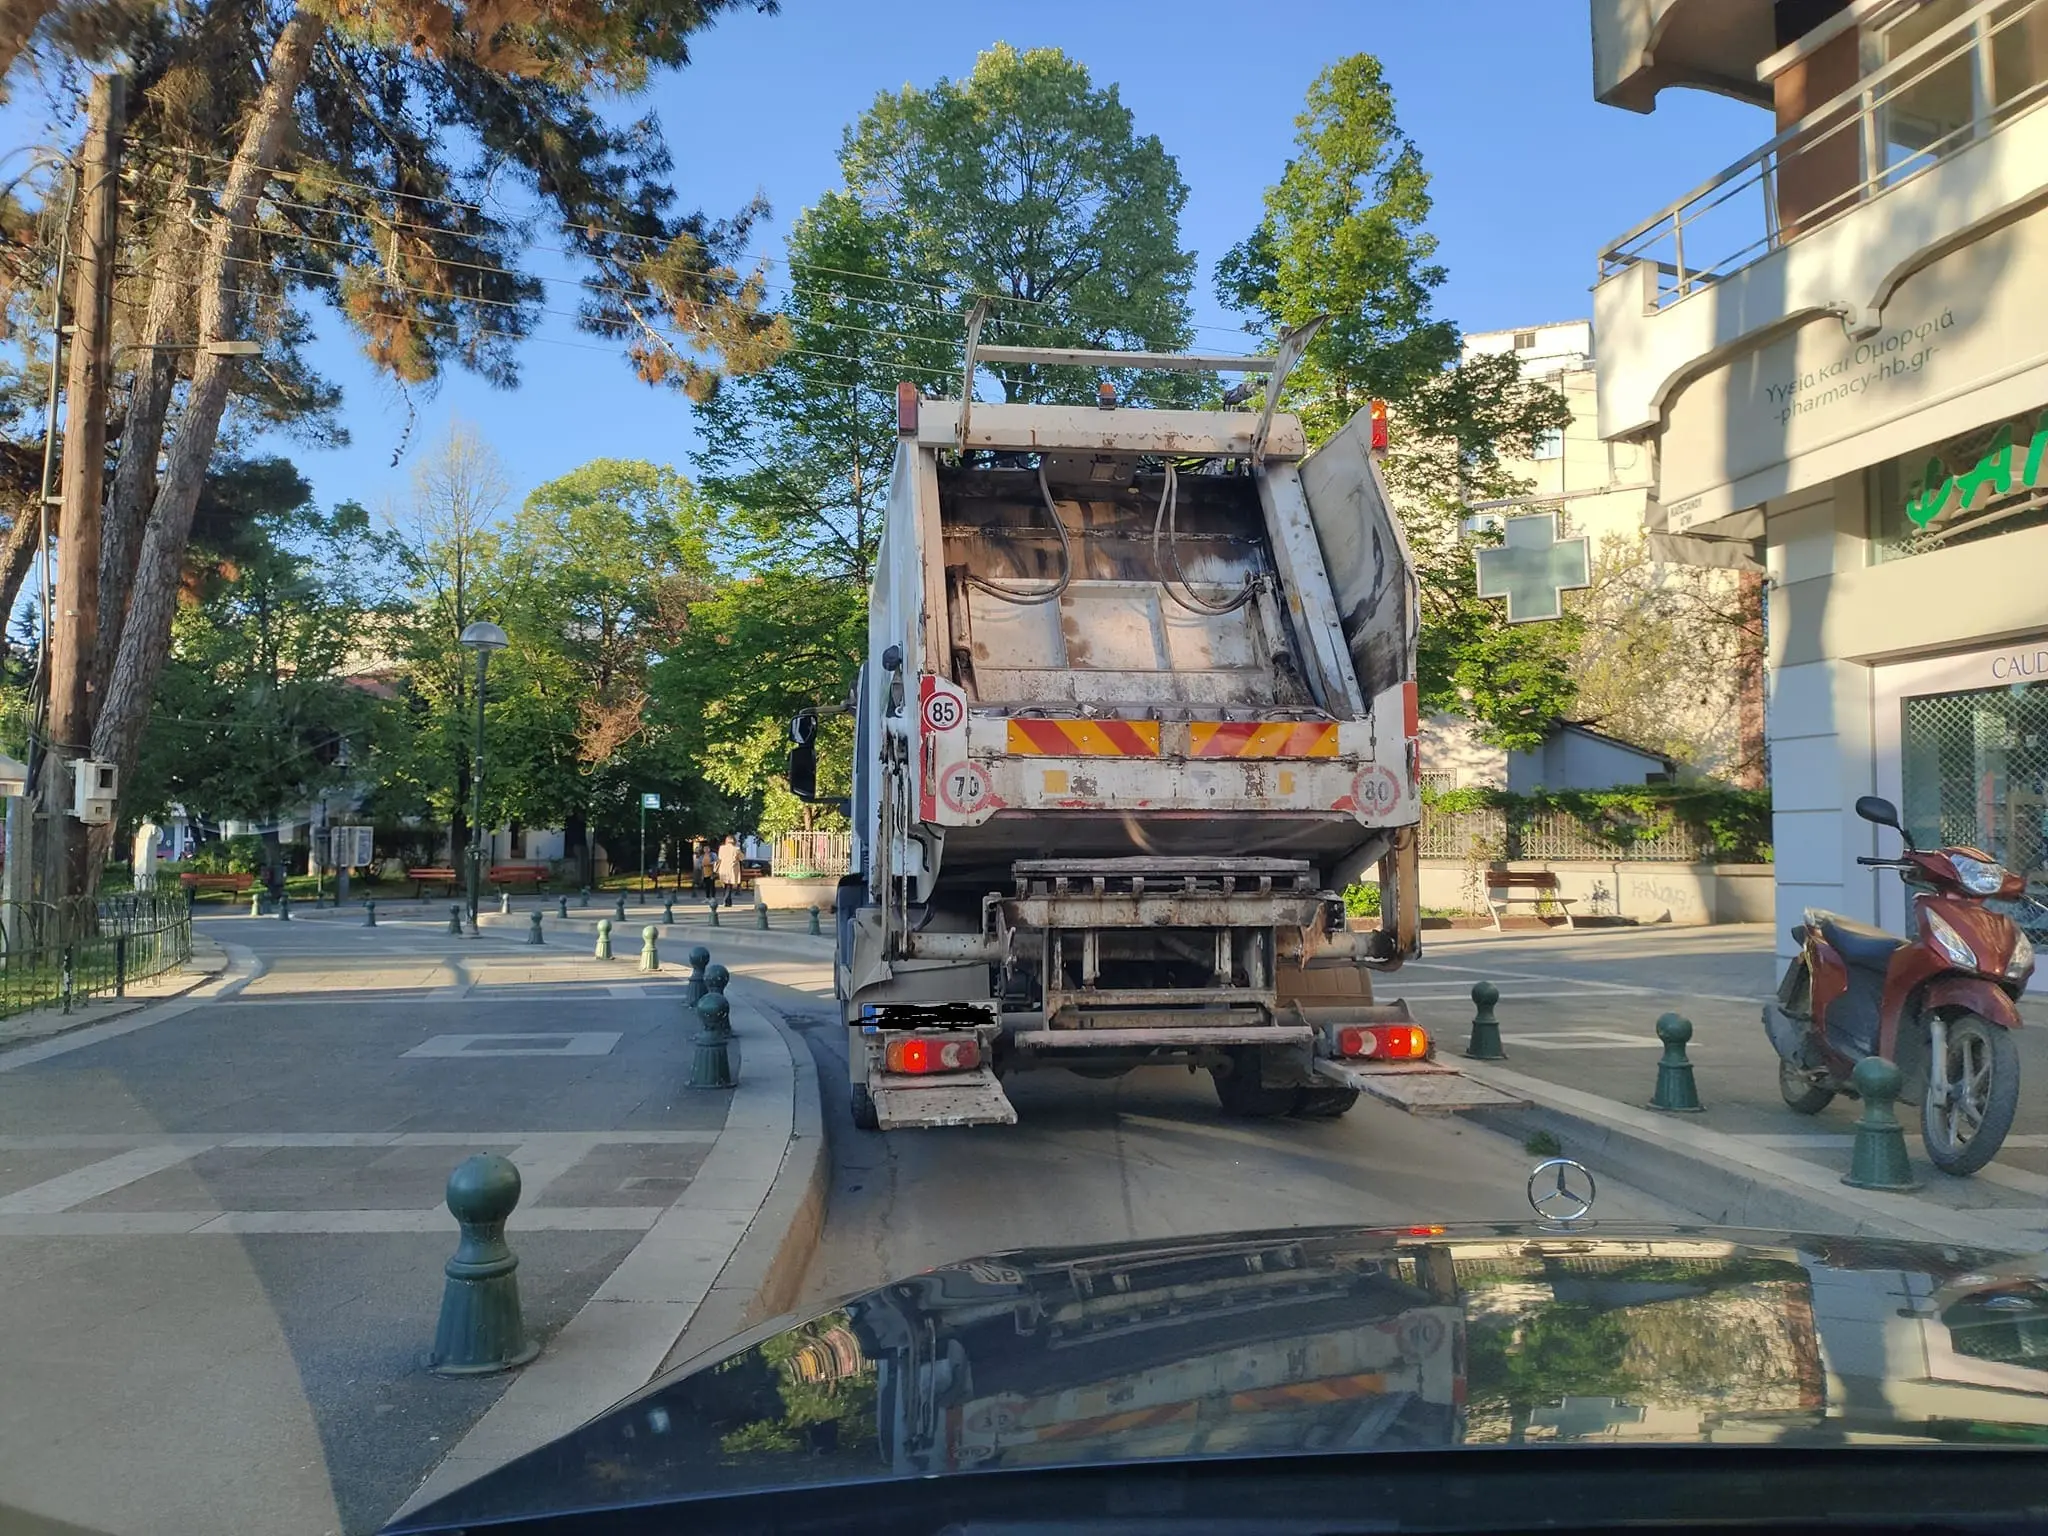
[1925, 909, 1978, 969]
[1951, 854, 2008, 895]
[2009, 928, 2036, 982]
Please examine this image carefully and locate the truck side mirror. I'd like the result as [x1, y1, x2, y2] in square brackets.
[787, 739, 818, 801]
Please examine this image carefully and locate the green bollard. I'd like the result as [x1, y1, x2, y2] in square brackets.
[688, 992, 736, 1089]
[704, 962, 729, 1000]
[594, 918, 612, 961]
[1649, 1013, 1704, 1112]
[581, 886, 591, 908]
[428, 1154, 540, 1375]
[709, 902, 721, 928]
[448, 903, 462, 936]
[248, 889, 262, 918]
[614, 894, 627, 923]
[278, 892, 291, 921]
[640, 924, 661, 972]
[499, 890, 510, 916]
[685, 945, 711, 1008]
[527, 910, 544, 946]
[755, 902, 769, 930]
[662, 895, 675, 924]
[808, 905, 821, 936]
[1842, 1056, 1921, 1191]
[557, 895, 568, 919]
[364, 900, 377, 928]
[1464, 981, 1506, 1060]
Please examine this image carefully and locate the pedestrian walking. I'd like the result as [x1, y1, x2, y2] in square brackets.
[717, 834, 741, 909]
[696, 841, 717, 902]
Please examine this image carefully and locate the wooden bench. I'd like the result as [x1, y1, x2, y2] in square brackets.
[488, 863, 549, 892]
[179, 871, 255, 897]
[1486, 870, 1577, 930]
[407, 866, 460, 897]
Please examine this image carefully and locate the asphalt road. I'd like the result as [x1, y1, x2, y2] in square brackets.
[715, 950, 1697, 1313]
[0, 913, 718, 1536]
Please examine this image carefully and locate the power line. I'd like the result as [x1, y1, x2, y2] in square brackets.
[169, 160, 1265, 349]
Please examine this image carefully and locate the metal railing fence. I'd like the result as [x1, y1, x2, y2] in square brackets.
[1598, 0, 2048, 306]
[0, 893, 193, 1020]
[772, 831, 853, 878]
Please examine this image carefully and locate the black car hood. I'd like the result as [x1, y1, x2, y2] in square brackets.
[388, 1223, 2048, 1530]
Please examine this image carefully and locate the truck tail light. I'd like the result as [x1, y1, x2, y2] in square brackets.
[1334, 1024, 1430, 1060]
[885, 1034, 982, 1074]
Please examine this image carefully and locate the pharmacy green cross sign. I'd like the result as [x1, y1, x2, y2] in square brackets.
[1474, 511, 1591, 623]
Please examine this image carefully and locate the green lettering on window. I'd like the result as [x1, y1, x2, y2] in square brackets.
[1906, 411, 2048, 528]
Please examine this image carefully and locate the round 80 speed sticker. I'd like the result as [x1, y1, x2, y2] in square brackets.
[939, 762, 991, 814]
[1353, 765, 1401, 815]
[922, 692, 964, 733]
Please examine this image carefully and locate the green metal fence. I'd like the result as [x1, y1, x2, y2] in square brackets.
[0, 893, 194, 1020]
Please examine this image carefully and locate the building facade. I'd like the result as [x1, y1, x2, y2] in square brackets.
[1587, 0, 2048, 953]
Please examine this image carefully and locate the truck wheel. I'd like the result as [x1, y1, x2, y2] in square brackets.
[1211, 1051, 1296, 1118]
[850, 1084, 880, 1132]
[1292, 1086, 1359, 1119]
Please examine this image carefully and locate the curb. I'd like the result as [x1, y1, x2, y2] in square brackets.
[1458, 1059, 2031, 1252]
[0, 937, 262, 1068]
[654, 986, 828, 1376]
[394, 959, 826, 1518]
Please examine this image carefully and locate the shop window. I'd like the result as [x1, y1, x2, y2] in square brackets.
[1868, 404, 2048, 562]
[1901, 681, 2048, 910]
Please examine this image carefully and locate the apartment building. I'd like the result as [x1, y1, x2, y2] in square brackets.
[1588, 0, 2048, 951]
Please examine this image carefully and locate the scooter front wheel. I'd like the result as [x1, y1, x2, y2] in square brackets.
[1922, 1012, 2020, 1176]
[1779, 1055, 1835, 1115]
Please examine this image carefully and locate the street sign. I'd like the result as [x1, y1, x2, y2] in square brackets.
[641, 792, 661, 810]
[330, 825, 373, 869]
[1474, 511, 1591, 623]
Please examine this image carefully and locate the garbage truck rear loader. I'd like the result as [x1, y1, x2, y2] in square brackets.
[788, 337, 1518, 1130]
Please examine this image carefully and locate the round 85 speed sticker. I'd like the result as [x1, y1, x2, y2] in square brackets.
[939, 761, 991, 813]
[922, 692, 964, 733]
[1353, 766, 1401, 815]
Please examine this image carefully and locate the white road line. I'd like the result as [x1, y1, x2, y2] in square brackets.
[1504, 1030, 1664, 1050]
[0, 1143, 211, 1214]
[0, 1206, 665, 1237]
[0, 1130, 721, 1151]
[402, 1031, 621, 1058]
[507, 1134, 603, 1204]
[1404, 959, 1762, 1006]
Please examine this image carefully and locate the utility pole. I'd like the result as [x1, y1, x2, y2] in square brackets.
[45, 73, 122, 906]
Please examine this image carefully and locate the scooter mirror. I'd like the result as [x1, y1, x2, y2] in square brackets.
[1854, 795, 1912, 847]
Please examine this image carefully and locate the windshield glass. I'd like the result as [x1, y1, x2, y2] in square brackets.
[4, 4, 2047, 1534]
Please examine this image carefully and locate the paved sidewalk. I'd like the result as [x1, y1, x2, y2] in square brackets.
[0, 928, 233, 1052]
[1390, 925, 2048, 1249]
[0, 914, 824, 1535]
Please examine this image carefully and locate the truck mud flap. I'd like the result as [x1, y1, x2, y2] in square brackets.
[1314, 1059, 1525, 1115]
[873, 1074, 1019, 1130]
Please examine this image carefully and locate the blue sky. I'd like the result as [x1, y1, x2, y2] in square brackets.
[12, 1, 1770, 514]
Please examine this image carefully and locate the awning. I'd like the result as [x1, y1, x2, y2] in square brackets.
[1644, 499, 1764, 572]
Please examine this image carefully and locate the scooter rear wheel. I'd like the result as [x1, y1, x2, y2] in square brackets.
[1779, 1055, 1835, 1115]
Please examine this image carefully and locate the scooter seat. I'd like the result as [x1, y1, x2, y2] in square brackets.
[1815, 912, 1906, 971]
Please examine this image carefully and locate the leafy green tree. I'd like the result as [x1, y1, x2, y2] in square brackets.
[1, 2, 792, 867]
[1218, 53, 1575, 750]
[129, 477, 402, 831]
[491, 458, 717, 870]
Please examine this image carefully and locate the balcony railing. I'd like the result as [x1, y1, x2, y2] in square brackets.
[1598, 0, 2048, 307]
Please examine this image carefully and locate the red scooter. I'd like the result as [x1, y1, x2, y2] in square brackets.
[1764, 795, 2034, 1176]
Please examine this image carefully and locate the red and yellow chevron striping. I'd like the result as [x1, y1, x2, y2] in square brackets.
[1189, 721, 1338, 758]
[1005, 719, 1161, 756]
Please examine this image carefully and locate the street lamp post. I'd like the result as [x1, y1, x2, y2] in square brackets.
[458, 621, 509, 934]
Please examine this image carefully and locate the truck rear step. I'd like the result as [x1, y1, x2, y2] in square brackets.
[872, 1073, 1019, 1130]
[1314, 1058, 1526, 1114]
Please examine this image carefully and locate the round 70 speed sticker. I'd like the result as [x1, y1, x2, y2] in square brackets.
[1353, 765, 1402, 815]
[939, 762, 991, 813]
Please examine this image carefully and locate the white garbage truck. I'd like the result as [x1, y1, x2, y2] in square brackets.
[786, 330, 1517, 1131]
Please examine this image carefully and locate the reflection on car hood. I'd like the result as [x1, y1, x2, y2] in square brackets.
[393, 1223, 2048, 1528]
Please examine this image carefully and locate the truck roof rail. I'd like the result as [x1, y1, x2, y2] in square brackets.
[954, 304, 1327, 462]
